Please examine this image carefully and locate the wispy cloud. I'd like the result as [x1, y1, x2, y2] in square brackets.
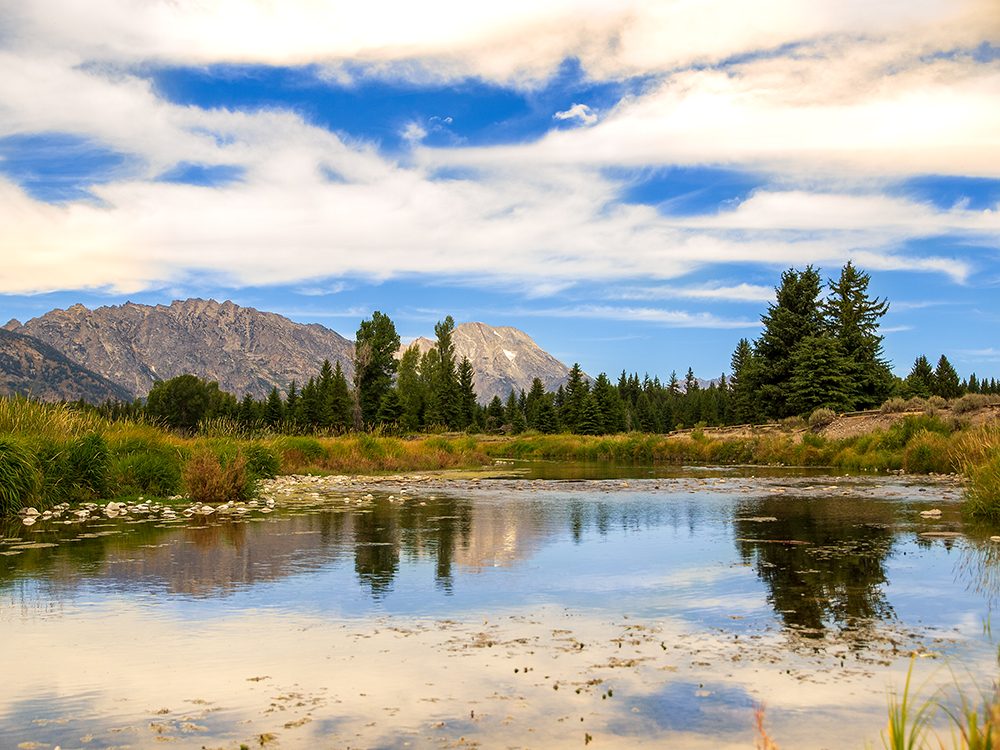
[553, 103, 597, 126]
[518, 304, 760, 329]
[607, 283, 776, 302]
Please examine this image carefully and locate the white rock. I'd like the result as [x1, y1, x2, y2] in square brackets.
[919, 509, 943, 518]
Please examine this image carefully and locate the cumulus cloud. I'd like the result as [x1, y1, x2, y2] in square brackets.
[0, 0, 998, 299]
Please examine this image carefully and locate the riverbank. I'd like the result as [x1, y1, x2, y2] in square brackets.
[2, 396, 1000, 519]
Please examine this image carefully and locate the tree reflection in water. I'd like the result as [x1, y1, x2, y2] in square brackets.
[352, 495, 473, 598]
[732, 494, 896, 637]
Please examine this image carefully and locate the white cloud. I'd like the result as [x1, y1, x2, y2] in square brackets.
[553, 103, 598, 126]
[609, 283, 778, 302]
[1, 0, 998, 298]
[522, 304, 760, 328]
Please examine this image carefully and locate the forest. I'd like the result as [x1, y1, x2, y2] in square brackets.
[83, 263, 997, 438]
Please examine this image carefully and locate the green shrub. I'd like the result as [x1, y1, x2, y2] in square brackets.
[780, 416, 807, 432]
[903, 431, 953, 474]
[808, 408, 836, 427]
[113, 451, 182, 496]
[241, 443, 281, 479]
[965, 454, 1000, 520]
[278, 436, 328, 462]
[904, 397, 929, 412]
[67, 433, 110, 500]
[952, 393, 992, 415]
[880, 398, 908, 414]
[0, 437, 41, 515]
[355, 434, 387, 462]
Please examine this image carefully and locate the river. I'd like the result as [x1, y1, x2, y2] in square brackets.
[1, 463, 995, 749]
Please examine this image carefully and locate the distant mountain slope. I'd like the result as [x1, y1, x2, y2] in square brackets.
[404, 322, 575, 404]
[9, 301, 577, 405]
[0, 328, 134, 403]
[11, 299, 355, 400]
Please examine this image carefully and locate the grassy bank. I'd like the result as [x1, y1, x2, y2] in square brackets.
[0, 397, 491, 516]
[2, 395, 1000, 518]
[478, 413, 975, 475]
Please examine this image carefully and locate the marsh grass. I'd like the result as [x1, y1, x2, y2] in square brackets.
[278, 434, 490, 475]
[0, 436, 41, 514]
[959, 424, 1000, 520]
[872, 656, 1000, 750]
[882, 658, 936, 750]
[0, 394, 106, 439]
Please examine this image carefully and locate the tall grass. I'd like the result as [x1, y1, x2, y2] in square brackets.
[0, 394, 107, 439]
[0, 436, 41, 514]
[960, 424, 1000, 520]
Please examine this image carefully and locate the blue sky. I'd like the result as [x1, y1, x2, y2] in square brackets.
[0, 0, 998, 385]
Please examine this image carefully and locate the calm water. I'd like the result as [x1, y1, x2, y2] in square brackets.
[1, 466, 997, 749]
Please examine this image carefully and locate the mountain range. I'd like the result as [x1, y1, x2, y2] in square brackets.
[1, 299, 574, 404]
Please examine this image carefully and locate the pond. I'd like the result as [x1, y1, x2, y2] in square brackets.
[1, 464, 997, 749]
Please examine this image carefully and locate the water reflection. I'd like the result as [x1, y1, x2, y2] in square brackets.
[733, 494, 895, 637]
[0, 472, 995, 750]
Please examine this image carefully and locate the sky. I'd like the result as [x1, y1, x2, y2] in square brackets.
[0, 0, 998, 385]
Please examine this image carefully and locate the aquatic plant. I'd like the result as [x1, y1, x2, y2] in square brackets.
[881, 657, 935, 750]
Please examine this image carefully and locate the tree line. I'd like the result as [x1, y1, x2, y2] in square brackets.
[81, 263, 997, 434]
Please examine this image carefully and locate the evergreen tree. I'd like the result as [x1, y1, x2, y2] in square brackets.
[425, 317, 459, 428]
[505, 389, 525, 434]
[590, 373, 622, 434]
[485, 395, 506, 431]
[904, 355, 934, 398]
[933, 355, 962, 399]
[285, 381, 299, 425]
[326, 360, 353, 432]
[525, 377, 548, 431]
[577, 393, 602, 435]
[968, 373, 980, 394]
[354, 312, 400, 429]
[238, 392, 256, 427]
[822, 262, 892, 409]
[457, 356, 477, 430]
[420, 347, 442, 427]
[396, 344, 425, 431]
[376, 389, 403, 427]
[730, 338, 758, 424]
[317, 360, 334, 405]
[297, 377, 320, 429]
[560, 363, 589, 433]
[754, 266, 823, 419]
[265, 386, 283, 427]
[534, 395, 559, 434]
[787, 336, 853, 416]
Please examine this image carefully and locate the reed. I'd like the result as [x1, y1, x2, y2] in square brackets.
[882, 657, 934, 750]
[0, 394, 107, 439]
